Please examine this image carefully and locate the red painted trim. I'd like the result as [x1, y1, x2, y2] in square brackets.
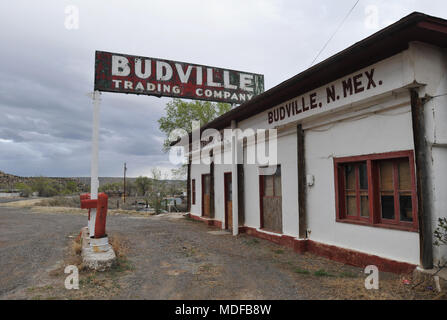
[241, 227, 294, 248]
[186, 213, 222, 229]
[294, 239, 416, 274]
[367, 159, 375, 224]
[188, 218, 416, 274]
[334, 150, 414, 163]
[334, 150, 418, 232]
[241, 227, 416, 274]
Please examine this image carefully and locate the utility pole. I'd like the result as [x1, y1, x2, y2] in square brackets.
[123, 162, 127, 203]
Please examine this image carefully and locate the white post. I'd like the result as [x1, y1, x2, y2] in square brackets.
[231, 120, 239, 236]
[89, 90, 101, 238]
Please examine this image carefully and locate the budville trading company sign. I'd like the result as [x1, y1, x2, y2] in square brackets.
[94, 51, 264, 104]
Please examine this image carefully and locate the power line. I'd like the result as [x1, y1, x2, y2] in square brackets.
[310, 0, 361, 67]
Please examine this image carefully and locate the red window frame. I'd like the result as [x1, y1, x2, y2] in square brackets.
[191, 179, 196, 205]
[337, 162, 371, 222]
[334, 150, 418, 232]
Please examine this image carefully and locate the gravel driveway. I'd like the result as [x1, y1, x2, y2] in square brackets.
[0, 205, 440, 300]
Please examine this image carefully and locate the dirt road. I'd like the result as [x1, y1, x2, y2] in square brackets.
[0, 205, 441, 300]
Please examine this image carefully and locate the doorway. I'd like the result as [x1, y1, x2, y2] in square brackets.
[202, 174, 211, 217]
[259, 165, 282, 233]
[224, 172, 232, 230]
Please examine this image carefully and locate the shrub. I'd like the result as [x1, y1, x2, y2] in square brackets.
[14, 182, 33, 197]
[31, 177, 59, 197]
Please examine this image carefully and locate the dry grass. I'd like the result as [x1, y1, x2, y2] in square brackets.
[48, 237, 84, 277]
[109, 234, 129, 259]
[108, 209, 155, 217]
[31, 206, 86, 215]
[321, 274, 446, 300]
[35, 196, 80, 208]
[2, 196, 155, 217]
[32, 233, 134, 300]
[0, 198, 46, 207]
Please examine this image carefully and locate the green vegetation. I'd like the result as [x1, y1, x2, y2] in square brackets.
[244, 238, 260, 246]
[338, 271, 358, 278]
[14, 182, 33, 197]
[135, 176, 151, 196]
[13, 176, 84, 197]
[313, 269, 335, 277]
[294, 268, 310, 275]
[158, 98, 231, 150]
[99, 182, 122, 193]
[35, 196, 80, 208]
[147, 168, 167, 214]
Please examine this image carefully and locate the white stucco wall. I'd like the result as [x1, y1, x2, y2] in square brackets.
[241, 131, 299, 237]
[418, 43, 447, 265]
[185, 42, 447, 266]
[304, 96, 420, 264]
[190, 160, 209, 217]
[213, 160, 232, 228]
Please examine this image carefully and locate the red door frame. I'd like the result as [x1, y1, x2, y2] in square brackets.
[201, 174, 211, 217]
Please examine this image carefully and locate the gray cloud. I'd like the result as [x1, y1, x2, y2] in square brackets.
[0, 0, 445, 177]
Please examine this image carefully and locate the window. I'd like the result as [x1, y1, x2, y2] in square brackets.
[334, 151, 418, 231]
[191, 179, 196, 205]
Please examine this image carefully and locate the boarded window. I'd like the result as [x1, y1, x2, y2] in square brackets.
[260, 165, 282, 233]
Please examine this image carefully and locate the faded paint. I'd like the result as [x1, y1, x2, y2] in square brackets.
[187, 41, 447, 268]
[94, 51, 264, 104]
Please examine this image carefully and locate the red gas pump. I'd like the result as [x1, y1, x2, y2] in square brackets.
[80, 193, 91, 221]
[80, 192, 108, 238]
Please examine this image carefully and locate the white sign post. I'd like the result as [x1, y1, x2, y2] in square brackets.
[89, 90, 101, 237]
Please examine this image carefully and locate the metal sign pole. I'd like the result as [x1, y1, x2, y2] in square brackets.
[89, 90, 101, 237]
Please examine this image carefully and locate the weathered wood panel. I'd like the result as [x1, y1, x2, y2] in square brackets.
[203, 195, 211, 217]
[262, 197, 282, 233]
[227, 201, 233, 230]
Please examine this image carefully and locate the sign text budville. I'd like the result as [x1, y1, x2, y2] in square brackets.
[94, 51, 264, 104]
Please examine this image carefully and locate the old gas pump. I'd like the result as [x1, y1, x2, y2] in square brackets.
[80, 192, 108, 238]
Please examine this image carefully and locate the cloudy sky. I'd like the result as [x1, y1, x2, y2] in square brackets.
[1, 0, 446, 178]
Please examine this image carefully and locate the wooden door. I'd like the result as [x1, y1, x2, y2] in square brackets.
[260, 166, 282, 233]
[202, 174, 211, 217]
[224, 173, 232, 230]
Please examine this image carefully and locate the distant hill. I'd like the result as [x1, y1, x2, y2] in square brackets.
[74, 177, 185, 187]
[0, 171, 185, 191]
[0, 171, 88, 191]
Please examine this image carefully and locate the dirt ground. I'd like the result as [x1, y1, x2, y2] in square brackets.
[0, 202, 444, 300]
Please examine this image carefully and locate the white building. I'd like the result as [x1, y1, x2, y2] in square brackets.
[176, 12, 447, 273]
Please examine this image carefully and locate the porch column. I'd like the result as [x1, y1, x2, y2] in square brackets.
[231, 120, 239, 236]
